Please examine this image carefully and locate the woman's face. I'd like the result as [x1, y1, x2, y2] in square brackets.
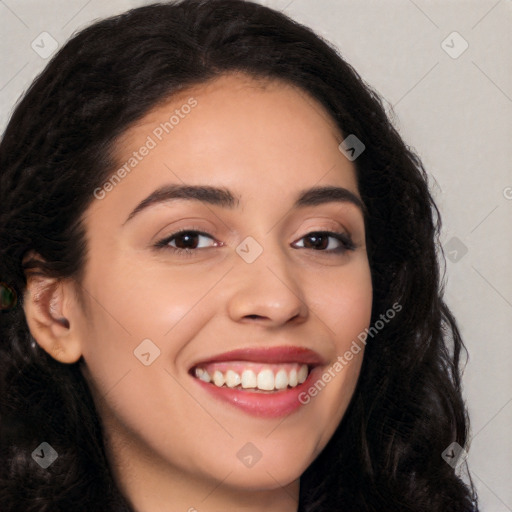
[75, 73, 372, 500]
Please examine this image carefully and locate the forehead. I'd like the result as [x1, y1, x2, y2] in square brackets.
[87, 71, 359, 228]
[117, 71, 344, 163]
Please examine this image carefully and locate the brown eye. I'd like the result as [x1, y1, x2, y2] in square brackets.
[293, 231, 355, 253]
[173, 232, 201, 249]
[155, 230, 217, 252]
[302, 233, 330, 250]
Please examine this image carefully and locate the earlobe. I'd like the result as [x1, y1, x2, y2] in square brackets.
[23, 273, 83, 364]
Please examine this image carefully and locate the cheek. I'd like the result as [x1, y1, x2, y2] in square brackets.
[76, 260, 218, 474]
[297, 258, 372, 444]
[308, 258, 373, 339]
[80, 257, 215, 346]
[77, 255, 229, 403]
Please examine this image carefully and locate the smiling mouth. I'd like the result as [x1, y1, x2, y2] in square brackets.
[192, 362, 310, 392]
[188, 345, 324, 417]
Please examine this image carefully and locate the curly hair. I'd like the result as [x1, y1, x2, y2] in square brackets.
[0, 1, 478, 510]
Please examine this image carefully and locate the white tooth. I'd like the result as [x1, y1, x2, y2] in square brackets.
[288, 368, 298, 387]
[241, 369, 257, 389]
[225, 369, 241, 388]
[257, 368, 275, 391]
[297, 364, 308, 384]
[274, 369, 289, 390]
[200, 371, 212, 383]
[195, 368, 211, 383]
[213, 370, 225, 387]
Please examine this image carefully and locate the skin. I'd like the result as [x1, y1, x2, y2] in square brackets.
[24, 72, 372, 512]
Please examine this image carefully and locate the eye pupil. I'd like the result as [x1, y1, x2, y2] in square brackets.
[304, 233, 329, 250]
[176, 232, 199, 249]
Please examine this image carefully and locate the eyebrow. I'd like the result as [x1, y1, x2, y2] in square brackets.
[123, 183, 366, 224]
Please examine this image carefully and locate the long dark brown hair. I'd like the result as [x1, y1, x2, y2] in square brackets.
[0, 1, 478, 510]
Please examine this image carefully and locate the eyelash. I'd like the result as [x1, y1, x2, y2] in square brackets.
[154, 227, 356, 257]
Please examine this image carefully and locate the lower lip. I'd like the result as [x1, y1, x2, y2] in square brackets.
[192, 367, 321, 418]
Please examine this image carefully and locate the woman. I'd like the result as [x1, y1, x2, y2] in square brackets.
[0, 1, 479, 510]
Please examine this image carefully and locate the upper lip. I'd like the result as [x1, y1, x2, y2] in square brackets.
[190, 345, 326, 369]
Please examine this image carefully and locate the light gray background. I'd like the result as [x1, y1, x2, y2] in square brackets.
[1, 0, 510, 509]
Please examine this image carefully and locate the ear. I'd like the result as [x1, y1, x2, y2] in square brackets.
[23, 272, 83, 364]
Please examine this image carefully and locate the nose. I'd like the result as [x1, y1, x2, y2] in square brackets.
[225, 241, 308, 327]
